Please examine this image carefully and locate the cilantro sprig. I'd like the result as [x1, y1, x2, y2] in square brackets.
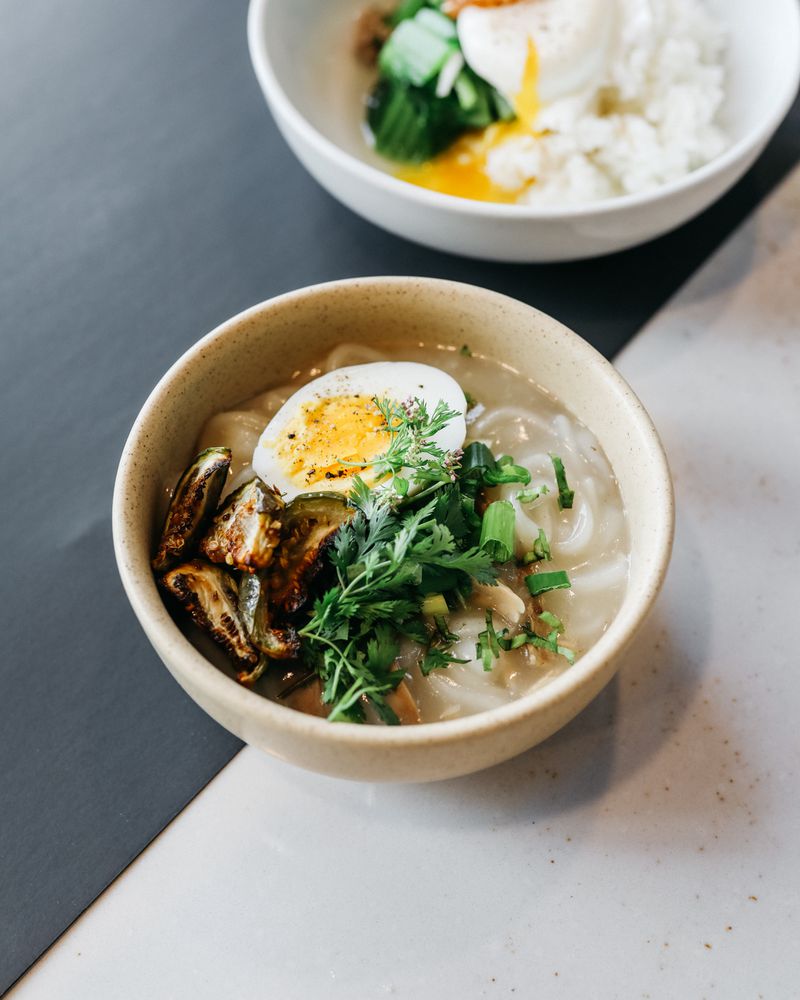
[297, 478, 495, 723]
[352, 396, 464, 499]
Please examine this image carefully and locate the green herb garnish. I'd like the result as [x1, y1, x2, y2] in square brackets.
[550, 454, 574, 510]
[523, 528, 551, 564]
[525, 569, 571, 597]
[460, 344, 473, 357]
[298, 480, 496, 722]
[479, 500, 516, 563]
[366, 2, 513, 164]
[516, 484, 550, 504]
[348, 395, 464, 499]
[476, 609, 503, 671]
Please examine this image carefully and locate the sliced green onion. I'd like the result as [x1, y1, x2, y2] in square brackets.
[538, 611, 563, 632]
[378, 20, 455, 88]
[480, 500, 516, 563]
[523, 528, 551, 564]
[525, 570, 571, 597]
[517, 484, 550, 504]
[484, 463, 531, 487]
[520, 629, 576, 664]
[464, 390, 478, 410]
[461, 441, 496, 474]
[421, 593, 449, 617]
[550, 454, 575, 510]
[476, 609, 502, 671]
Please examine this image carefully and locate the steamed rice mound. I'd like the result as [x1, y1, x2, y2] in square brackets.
[486, 0, 727, 205]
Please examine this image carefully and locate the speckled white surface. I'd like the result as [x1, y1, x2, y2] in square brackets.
[12, 168, 800, 999]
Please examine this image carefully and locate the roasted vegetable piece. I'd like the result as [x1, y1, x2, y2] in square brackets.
[152, 447, 231, 572]
[200, 477, 284, 573]
[269, 493, 354, 614]
[237, 573, 299, 661]
[160, 559, 258, 669]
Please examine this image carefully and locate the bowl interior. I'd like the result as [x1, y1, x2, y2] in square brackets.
[258, 0, 800, 189]
[116, 279, 673, 747]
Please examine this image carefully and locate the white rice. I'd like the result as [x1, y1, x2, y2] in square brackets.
[485, 0, 728, 205]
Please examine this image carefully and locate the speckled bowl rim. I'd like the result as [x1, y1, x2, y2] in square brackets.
[113, 277, 674, 753]
[247, 0, 800, 221]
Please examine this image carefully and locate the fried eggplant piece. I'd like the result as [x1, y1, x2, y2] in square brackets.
[200, 477, 284, 573]
[268, 493, 353, 615]
[152, 447, 231, 572]
[161, 559, 258, 670]
[237, 573, 299, 662]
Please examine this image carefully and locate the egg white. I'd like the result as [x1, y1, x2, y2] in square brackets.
[458, 0, 617, 105]
[252, 362, 467, 501]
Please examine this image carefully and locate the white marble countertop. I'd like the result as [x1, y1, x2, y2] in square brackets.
[13, 168, 800, 1000]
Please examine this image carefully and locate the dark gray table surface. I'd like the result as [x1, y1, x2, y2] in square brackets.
[1, 0, 798, 992]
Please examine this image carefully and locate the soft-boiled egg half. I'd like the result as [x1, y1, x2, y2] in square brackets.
[252, 362, 467, 501]
[398, 0, 615, 202]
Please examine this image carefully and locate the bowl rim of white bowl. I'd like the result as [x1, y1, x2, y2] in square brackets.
[113, 276, 675, 754]
[247, 0, 800, 221]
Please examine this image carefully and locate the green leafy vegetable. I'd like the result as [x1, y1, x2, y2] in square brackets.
[366, 2, 514, 163]
[378, 18, 456, 88]
[550, 454, 575, 510]
[298, 483, 496, 722]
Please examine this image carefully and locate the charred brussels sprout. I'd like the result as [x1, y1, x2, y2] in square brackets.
[160, 559, 258, 670]
[152, 447, 231, 572]
[238, 573, 299, 662]
[269, 493, 353, 614]
[200, 477, 284, 573]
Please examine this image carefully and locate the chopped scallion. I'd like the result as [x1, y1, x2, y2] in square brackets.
[461, 441, 496, 474]
[550, 454, 574, 510]
[476, 609, 502, 671]
[538, 611, 563, 632]
[517, 484, 550, 504]
[525, 570, 571, 597]
[522, 528, 551, 564]
[479, 500, 516, 563]
[484, 463, 531, 487]
[421, 593, 449, 617]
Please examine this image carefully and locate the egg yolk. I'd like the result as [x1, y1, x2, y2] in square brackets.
[397, 40, 540, 203]
[275, 394, 392, 491]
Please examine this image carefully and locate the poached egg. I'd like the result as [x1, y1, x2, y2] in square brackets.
[398, 0, 615, 202]
[252, 362, 467, 501]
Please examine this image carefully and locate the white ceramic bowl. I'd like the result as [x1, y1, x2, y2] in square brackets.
[113, 277, 673, 782]
[247, 0, 800, 262]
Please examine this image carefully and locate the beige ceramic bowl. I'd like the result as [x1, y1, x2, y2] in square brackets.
[113, 278, 673, 782]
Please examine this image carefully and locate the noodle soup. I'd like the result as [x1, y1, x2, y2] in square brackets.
[188, 343, 628, 723]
